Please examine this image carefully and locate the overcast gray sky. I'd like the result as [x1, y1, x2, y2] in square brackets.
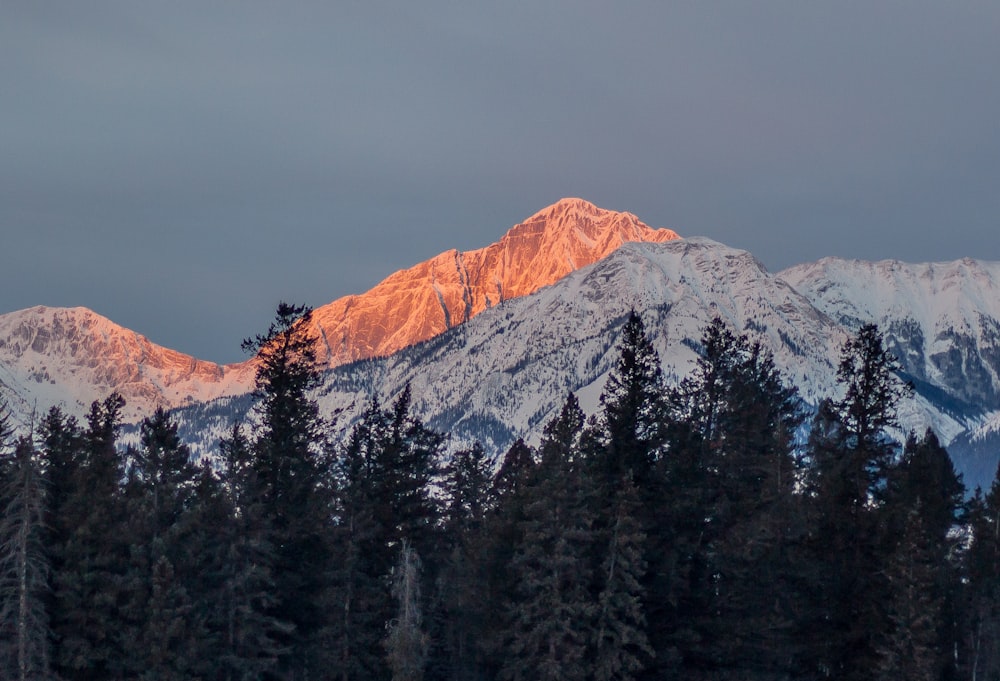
[3, 2, 999, 363]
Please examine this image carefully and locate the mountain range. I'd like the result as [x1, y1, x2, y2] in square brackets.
[2, 198, 998, 489]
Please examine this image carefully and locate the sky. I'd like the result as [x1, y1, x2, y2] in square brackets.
[3, 2, 999, 364]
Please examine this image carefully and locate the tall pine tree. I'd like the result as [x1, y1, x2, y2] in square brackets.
[242, 303, 334, 679]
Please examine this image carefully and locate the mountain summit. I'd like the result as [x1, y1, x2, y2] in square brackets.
[0, 199, 679, 425]
[308, 198, 681, 365]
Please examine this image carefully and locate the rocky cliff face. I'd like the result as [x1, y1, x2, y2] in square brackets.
[308, 197, 680, 365]
[0, 199, 680, 426]
[0, 306, 250, 424]
[779, 257, 1000, 414]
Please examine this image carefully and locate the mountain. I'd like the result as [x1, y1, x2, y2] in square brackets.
[0, 199, 679, 429]
[168, 237, 847, 460]
[3, 199, 1000, 488]
[0, 306, 251, 425]
[779, 256, 1000, 487]
[307, 197, 680, 366]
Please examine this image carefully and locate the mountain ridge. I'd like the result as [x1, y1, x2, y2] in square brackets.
[0, 198, 680, 427]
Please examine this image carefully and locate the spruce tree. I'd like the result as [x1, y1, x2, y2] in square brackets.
[806, 325, 913, 681]
[328, 399, 392, 681]
[963, 471, 1000, 681]
[242, 302, 334, 678]
[215, 423, 291, 681]
[0, 435, 52, 681]
[119, 407, 207, 680]
[438, 442, 494, 681]
[479, 438, 536, 679]
[500, 394, 594, 681]
[657, 318, 805, 677]
[592, 475, 653, 681]
[52, 393, 127, 681]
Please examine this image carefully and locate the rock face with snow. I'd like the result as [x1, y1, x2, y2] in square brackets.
[307, 198, 680, 365]
[0, 199, 679, 428]
[3, 199, 1000, 488]
[0, 306, 250, 425]
[779, 257, 1000, 487]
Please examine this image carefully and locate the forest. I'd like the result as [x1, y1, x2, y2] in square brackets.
[2, 302, 1000, 681]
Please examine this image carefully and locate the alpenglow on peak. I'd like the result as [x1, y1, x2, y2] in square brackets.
[307, 198, 681, 366]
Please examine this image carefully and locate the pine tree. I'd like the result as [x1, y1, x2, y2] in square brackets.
[437, 442, 494, 681]
[805, 325, 913, 681]
[963, 470, 1000, 681]
[479, 438, 536, 679]
[592, 310, 668, 491]
[52, 393, 127, 681]
[0, 434, 52, 681]
[500, 394, 594, 681]
[119, 407, 209, 680]
[327, 399, 393, 681]
[215, 423, 291, 681]
[242, 302, 335, 678]
[592, 475, 653, 681]
[655, 318, 806, 677]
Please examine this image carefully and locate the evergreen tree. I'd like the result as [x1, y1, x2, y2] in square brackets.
[500, 394, 594, 681]
[805, 324, 913, 681]
[661, 318, 804, 678]
[242, 302, 334, 678]
[872, 431, 963, 680]
[327, 399, 392, 681]
[963, 471, 1000, 681]
[478, 438, 536, 680]
[592, 475, 653, 681]
[437, 442, 494, 681]
[51, 393, 127, 681]
[327, 389, 445, 681]
[0, 434, 52, 681]
[215, 423, 291, 681]
[591, 310, 668, 491]
[119, 407, 207, 680]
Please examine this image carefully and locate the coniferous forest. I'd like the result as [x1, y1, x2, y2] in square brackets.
[3, 303, 1000, 681]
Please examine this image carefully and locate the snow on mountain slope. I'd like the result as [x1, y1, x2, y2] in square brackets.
[0, 199, 678, 430]
[302, 238, 856, 451]
[307, 198, 680, 366]
[779, 257, 1000, 413]
[0, 306, 251, 426]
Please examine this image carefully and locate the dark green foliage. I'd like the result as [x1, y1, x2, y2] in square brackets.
[242, 302, 335, 678]
[437, 442, 495, 681]
[51, 393, 127, 681]
[592, 475, 653, 681]
[804, 324, 916, 680]
[0, 435, 52, 681]
[658, 317, 804, 678]
[327, 389, 445, 681]
[119, 407, 213, 680]
[592, 310, 668, 490]
[500, 394, 594, 681]
[873, 431, 964, 680]
[960, 463, 1000, 681]
[5, 310, 995, 681]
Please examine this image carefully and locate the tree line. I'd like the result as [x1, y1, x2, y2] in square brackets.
[2, 303, 1000, 681]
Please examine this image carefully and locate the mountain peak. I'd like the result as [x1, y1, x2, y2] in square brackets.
[309, 199, 681, 366]
[525, 197, 607, 221]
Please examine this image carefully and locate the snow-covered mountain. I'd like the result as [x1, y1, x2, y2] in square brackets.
[3, 199, 999, 489]
[0, 306, 251, 426]
[0, 199, 678, 429]
[306, 197, 680, 366]
[779, 257, 1000, 487]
